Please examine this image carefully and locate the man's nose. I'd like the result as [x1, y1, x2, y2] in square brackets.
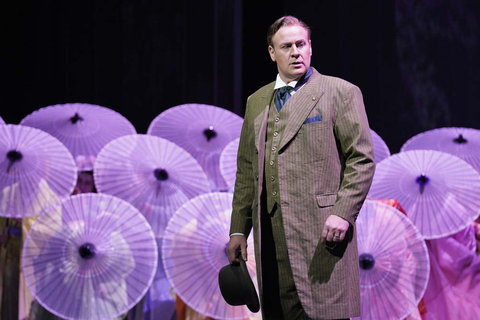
[291, 45, 300, 56]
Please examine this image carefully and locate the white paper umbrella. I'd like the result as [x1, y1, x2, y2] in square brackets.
[0, 124, 77, 218]
[371, 129, 391, 163]
[401, 127, 480, 173]
[20, 103, 137, 171]
[94, 134, 211, 238]
[355, 200, 429, 320]
[162, 192, 257, 320]
[147, 104, 243, 191]
[219, 138, 240, 191]
[368, 150, 480, 239]
[22, 193, 158, 320]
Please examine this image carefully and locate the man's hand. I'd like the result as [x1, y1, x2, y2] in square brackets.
[226, 235, 247, 264]
[321, 214, 349, 245]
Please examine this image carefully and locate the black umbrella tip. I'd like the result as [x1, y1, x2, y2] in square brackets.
[416, 174, 429, 186]
[7, 150, 23, 162]
[453, 134, 468, 144]
[79, 243, 96, 259]
[154, 168, 169, 181]
[70, 113, 84, 124]
[359, 253, 375, 270]
[203, 126, 217, 141]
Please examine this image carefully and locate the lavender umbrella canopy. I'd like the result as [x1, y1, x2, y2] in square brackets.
[0, 116, 5, 125]
[20, 103, 136, 171]
[368, 150, 480, 239]
[219, 138, 240, 191]
[354, 200, 429, 320]
[94, 134, 211, 238]
[22, 193, 158, 320]
[162, 192, 258, 320]
[0, 124, 77, 218]
[370, 129, 391, 163]
[401, 127, 480, 173]
[147, 104, 243, 191]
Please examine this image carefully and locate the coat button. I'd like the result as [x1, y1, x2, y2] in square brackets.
[270, 176, 275, 181]
[272, 191, 277, 196]
[255, 175, 259, 180]
[273, 132, 278, 137]
[312, 96, 316, 101]
[269, 160, 274, 166]
[275, 117, 280, 122]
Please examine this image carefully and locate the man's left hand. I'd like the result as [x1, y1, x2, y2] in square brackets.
[321, 214, 349, 245]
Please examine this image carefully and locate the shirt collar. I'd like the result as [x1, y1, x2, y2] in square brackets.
[274, 74, 298, 90]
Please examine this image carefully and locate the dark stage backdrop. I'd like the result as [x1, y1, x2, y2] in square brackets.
[1, 0, 479, 153]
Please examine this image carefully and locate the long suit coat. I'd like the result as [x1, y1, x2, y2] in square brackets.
[230, 68, 375, 319]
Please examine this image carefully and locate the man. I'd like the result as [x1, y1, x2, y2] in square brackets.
[226, 16, 375, 320]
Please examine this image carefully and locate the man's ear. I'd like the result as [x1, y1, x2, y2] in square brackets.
[309, 40, 312, 56]
[268, 46, 276, 62]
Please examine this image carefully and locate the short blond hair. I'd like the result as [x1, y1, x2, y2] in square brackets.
[267, 16, 311, 47]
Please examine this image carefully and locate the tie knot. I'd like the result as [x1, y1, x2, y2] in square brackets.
[278, 86, 294, 97]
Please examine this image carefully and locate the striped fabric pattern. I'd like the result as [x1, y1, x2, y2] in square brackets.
[230, 68, 375, 319]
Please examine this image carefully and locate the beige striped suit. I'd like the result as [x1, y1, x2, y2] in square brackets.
[230, 68, 375, 319]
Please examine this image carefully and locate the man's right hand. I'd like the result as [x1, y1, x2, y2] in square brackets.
[226, 235, 248, 264]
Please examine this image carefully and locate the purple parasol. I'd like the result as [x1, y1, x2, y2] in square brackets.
[22, 193, 158, 320]
[162, 192, 258, 320]
[219, 138, 240, 192]
[20, 103, 136, 171]
[0, 116, 5, 125]
[370, 129, 391, 163]
[401, 127, 480, 173]
[94, 134, 211, 238]
[0, 124, 77, 218]
[355, 200, 429, 320]
[147, 104, 243, 191]
[143, 237, 176, 320]
[368, 150, 480, 239]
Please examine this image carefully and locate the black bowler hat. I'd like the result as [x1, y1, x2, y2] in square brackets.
[218, 256, 260, 313]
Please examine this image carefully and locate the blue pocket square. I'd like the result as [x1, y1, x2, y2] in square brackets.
[304, 114, 322, 124]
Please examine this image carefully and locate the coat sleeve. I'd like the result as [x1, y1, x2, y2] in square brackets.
[332, 84, 376, 226]
[229, 99, 255, 237]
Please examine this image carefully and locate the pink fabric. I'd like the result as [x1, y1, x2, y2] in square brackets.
[422, 225, 480, 319]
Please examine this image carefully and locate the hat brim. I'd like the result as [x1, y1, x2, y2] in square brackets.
[239, 258, 260, 313]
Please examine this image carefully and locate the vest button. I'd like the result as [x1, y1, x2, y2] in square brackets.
[270, 176, 275, 181]
[273, 132, 278, 137]
[275, 117, 280, 122]
[272, 191, 277, 196]
[269, 160, 275, 166]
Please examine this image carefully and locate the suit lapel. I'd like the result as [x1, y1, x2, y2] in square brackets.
[278, 71, 324, 152]
[254, 85, 274, 152]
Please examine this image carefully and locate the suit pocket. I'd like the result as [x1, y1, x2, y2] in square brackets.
[316, 194, 337, 208]
[303, 113, 322, 124]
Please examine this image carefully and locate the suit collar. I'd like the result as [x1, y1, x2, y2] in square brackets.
[278, 69, 324, 151]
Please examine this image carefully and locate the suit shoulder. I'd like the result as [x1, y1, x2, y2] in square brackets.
[247, 81, 275, 102]
[317, 74, 360, 92]
[319, 75, 360, 93]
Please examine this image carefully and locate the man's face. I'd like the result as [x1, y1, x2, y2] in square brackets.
[269, 25, 312, 83]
